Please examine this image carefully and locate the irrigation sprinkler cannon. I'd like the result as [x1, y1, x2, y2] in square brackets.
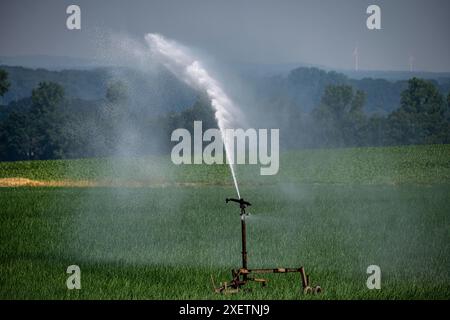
[212, 197, 322, 295]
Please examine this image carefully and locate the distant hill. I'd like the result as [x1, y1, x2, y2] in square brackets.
[1, 63, 450, 117]
[6, 55, 450, 80]
[252, 67, 450, 115]
[0, 65, 196, 115]
[0, 55, 105, 71]
[232, 60, 450, 81]
[340, 69, 450, 81]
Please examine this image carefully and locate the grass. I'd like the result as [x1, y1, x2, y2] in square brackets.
[0, 144, 449, 299]
[1, 144, 449, 185]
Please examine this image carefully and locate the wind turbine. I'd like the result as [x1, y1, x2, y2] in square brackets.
[353, 46, 359, 72]
[409, 54, 415, 72]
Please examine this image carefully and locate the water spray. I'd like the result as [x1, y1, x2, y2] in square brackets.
[146, 33, 319, 294]
[145, 33, 240, 198]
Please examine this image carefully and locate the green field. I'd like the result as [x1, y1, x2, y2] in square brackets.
[1, 145, 449, 299]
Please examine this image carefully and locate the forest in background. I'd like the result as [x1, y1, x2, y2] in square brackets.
[0, 66, 449, 161]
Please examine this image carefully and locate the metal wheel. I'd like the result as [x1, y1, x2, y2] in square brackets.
[303, 286, 313, 294]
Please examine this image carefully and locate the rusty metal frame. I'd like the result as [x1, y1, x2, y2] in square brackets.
[213, 198, 321, 295]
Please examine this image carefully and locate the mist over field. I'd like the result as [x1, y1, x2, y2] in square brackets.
[0, 0, 449, 301]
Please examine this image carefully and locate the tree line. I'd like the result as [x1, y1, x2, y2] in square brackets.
[0, 68, 449, 161]
[306, 79, 450, 148]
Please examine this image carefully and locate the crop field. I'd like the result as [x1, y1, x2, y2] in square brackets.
[0, 144, 449, 299]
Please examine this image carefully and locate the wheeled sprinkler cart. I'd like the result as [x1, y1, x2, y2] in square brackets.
[212, 197, 322, 295]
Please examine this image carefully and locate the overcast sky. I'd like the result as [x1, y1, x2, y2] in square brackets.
[1, 0, 449, 72]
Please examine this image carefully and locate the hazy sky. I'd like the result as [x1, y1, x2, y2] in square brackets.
[1, 0, 449, 72]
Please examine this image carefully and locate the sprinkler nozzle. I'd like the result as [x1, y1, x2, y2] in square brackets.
[226, 198, 251, 208]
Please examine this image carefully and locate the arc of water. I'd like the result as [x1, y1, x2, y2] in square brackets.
[145, 33, 241, 198]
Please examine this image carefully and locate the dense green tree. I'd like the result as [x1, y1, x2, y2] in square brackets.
[0, 101, 35, 160]
[31, 82, 64, 112]
[312, 85, 367, 147]
[363, 114, 389, 146]
[149, 95, 217, 153]
[1, 110, 33, 160]
[28, 82, 67, 159]
[0, 69, 10, 97]
[388, 78, 449, 144]
[180, 94, 216, 130]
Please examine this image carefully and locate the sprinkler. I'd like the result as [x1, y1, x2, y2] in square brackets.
[226, 198, 251, 273]
[212, 197, 322, 295]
